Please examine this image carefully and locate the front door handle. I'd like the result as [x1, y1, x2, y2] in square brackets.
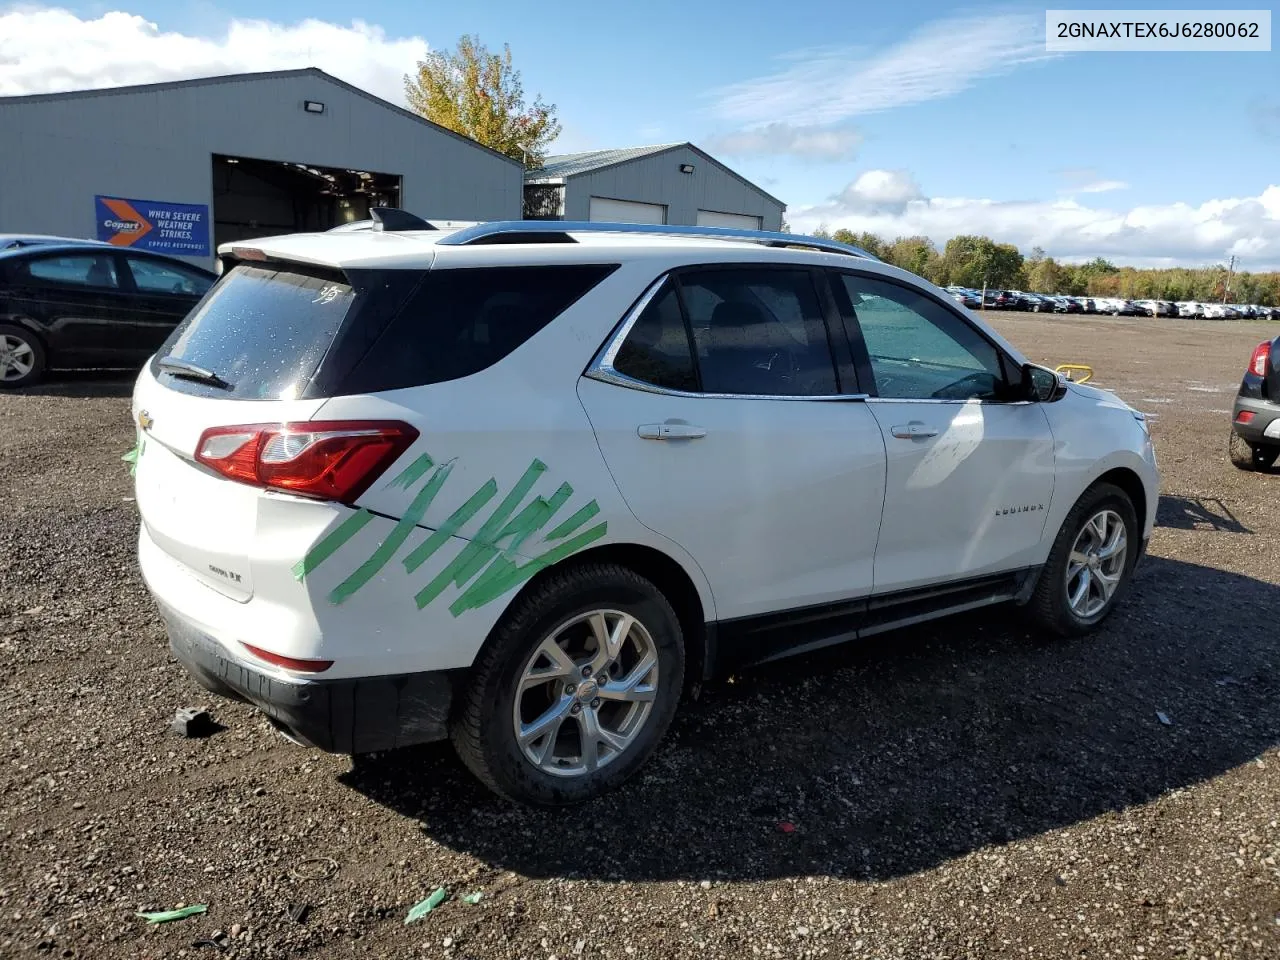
[890, 422, 939, 439]
[638, 423, 707, 440]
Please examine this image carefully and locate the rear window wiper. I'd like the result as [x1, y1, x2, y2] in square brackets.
[158, 356, 232, 389]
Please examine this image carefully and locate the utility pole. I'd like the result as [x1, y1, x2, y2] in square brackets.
[1222, 255, 1236, 303]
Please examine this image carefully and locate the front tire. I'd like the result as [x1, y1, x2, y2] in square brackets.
[451, 563, 684, 806]
[0, 325, 46, 389]
[1026, 483, 1139, 638]
[1229, 431, 1279, 471]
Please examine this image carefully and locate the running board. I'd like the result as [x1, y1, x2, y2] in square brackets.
[708, 568, 1039, 674]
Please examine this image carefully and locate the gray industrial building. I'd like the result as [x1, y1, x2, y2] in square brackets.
[0, 69, 524, 268]
[523, 143, 786, 231]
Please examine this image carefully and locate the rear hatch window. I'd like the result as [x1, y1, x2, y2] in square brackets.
[152, 263, 369, 401]
[153, 261, 618, 400]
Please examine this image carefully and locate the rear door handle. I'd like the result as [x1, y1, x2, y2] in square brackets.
[638, 423, 707, 440]
[890, 422, 939, 439]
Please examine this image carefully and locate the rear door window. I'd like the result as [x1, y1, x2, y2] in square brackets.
[612, 284, 699, 392]
[154, 263, 359, 400]
[678, 268, 839, 397]
[23, 254, 120, 289]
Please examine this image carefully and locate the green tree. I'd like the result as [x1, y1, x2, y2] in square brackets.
[884, 235, 941, 282]
[832, 229, 886, 259]
[941, 235, 1024, 289]
[1027, 255, 1065, 295]
[405, 35, 561, 167]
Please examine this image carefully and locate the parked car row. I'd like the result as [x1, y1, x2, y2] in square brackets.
[944, 286, 1280, 320]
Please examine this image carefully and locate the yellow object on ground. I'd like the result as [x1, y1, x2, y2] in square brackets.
[1055, 364, 1094, 383]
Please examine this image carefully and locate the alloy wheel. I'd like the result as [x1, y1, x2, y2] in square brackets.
[1065, 508, 1128, 619]
[0, 334, 35, 382]
[512, 609, 658, 778]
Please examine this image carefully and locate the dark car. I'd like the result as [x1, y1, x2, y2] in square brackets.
[0, 243, 216, 388]
[989, 290, 1025, 310]
[1230, 333, 1280, 471]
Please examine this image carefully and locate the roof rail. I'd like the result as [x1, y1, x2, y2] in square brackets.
[434, 220, 880, 260]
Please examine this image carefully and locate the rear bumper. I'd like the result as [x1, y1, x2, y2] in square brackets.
[160, 603, 457, 754]
[1231, 395, 1280, 444]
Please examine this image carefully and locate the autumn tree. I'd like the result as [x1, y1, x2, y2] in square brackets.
[405, 35, 561, 167]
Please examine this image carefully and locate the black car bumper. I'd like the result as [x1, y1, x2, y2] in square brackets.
[161, 605, 457, 754]
[1231, 395, 1280, 445]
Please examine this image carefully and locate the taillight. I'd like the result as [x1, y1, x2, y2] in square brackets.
[195, 421, 418, 504]
[1248, 340, 1271, 377]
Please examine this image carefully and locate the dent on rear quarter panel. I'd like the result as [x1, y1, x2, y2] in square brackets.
[292, 452, 607, 617]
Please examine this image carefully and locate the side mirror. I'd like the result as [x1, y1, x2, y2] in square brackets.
[1022, 363, 1066, 402]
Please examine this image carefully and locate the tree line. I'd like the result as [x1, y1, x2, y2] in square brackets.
[814, 228, 1279, 306]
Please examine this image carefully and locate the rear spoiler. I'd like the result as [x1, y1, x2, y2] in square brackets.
[215, 247, 351, 286]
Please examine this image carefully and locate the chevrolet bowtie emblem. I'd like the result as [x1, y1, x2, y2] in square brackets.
[137, 410, 154, 431]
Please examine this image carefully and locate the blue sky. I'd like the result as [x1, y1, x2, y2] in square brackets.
[3, 1, 1279, 266]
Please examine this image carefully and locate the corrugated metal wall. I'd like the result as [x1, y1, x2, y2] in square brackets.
[560, 145, 784, 230]
[0, 71, 523, 267]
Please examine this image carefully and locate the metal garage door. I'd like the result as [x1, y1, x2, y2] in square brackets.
[696, 209, 763, 230]
[588, 197, 666, 224]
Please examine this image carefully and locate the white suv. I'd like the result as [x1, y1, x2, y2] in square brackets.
[131, 214, 1159, 805]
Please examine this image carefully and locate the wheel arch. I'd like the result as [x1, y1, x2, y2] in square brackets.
[1094, 466, 1148, 538]
[506, 541, 713, 685]
[0, 317, 49, 353]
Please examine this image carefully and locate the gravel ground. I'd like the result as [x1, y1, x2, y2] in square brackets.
[2, 313, 1279, 959]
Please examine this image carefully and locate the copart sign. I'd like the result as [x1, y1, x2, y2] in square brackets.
[94, 195, 210, 257]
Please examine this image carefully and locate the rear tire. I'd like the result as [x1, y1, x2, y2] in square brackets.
[0, 324, 46, 389]
[451, 563, 684, 806]
[1229, 431, 1279, 471]
[1026, 482, 1139, 638]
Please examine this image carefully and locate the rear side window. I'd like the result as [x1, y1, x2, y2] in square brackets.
[339, 264, 618, 395]
[126, 257, 213, 296]
[155, 263, 357, 400]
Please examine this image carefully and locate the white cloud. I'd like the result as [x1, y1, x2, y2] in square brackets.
[1074, 180, 1129, 194]
[706, 122, 861, 161]
[0, 7, 428, 105]
[839, 169, 923, 211]
[791, 173, 1280, 269]
[712, 13, 1055, 127]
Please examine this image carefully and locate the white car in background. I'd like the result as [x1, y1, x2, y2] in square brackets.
[130, 213, 1160, 805]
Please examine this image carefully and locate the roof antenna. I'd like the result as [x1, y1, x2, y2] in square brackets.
[368, 207, 436, 232]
